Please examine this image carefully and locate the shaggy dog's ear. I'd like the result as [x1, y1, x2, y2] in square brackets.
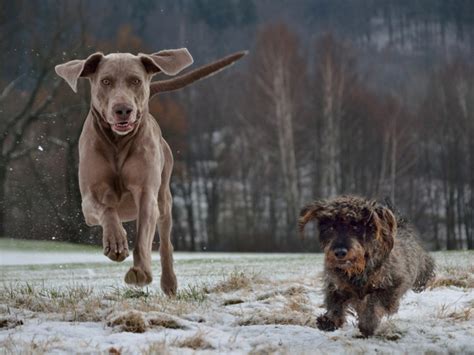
[55, 52, 104, 93]
[298, 201, 325, 237]
[370, 205, 397, 255]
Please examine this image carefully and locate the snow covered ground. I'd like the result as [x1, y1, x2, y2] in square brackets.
[0, 241, 473, 354]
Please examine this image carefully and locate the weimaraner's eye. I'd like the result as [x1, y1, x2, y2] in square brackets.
[131, 78, 141, 86]
[101, 79, 111, 86]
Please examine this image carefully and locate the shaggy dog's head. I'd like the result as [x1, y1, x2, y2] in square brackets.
[299, 196, 397, 277]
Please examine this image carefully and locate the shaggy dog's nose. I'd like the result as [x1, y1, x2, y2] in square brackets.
[113, 104, 133, 120]
[334, 248, 348, 259]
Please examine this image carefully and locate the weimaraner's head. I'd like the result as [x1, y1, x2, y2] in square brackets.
[55, 49, 193, 135]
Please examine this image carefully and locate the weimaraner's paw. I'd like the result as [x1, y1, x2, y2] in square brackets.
[161, 272, 178, 297]
[124, 267, 153, 286]
[103, 226, 129, 262]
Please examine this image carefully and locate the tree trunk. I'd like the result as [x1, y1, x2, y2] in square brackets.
[320, 55, 342, 198]
[273, 59, 300, 234]
[0, 161, 7, 237]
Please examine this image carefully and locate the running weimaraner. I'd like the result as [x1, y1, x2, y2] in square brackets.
[55, 49, 246, 295]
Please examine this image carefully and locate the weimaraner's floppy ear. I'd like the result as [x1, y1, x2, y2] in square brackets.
[55, 52, 104, 93]
[139, 48, 194, 76]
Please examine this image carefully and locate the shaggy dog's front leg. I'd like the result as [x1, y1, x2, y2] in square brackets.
[317, 285, 351, 331]
[356, 295, 386, 337]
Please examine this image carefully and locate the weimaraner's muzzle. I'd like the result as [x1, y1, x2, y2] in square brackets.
[55, 49, 246, 295]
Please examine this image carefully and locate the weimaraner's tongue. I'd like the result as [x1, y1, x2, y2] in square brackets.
[149, 50, 248, 97]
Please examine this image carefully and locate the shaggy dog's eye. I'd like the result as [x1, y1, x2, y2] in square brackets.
[131, 78, 141, 86]
[351, 223, 363, 233]
[321, 224, 335, 232]
[101, 79, 111, 86]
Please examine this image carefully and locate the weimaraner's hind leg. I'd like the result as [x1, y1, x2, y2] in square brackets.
[157, 143, 177, 296]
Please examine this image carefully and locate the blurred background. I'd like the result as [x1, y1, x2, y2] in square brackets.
[1, 1, 473, 252]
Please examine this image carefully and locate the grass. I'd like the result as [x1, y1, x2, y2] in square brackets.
[238, 284, 315, 327]
[205, 269, 264, 293]
[430, 277, 474, 289]
[0, 282, 208, 325]
[108, 311, 147, 333]
[141, 341, 170, 355]
[108, 310, 187, 333]
[430, 263, 474, 289]
[0, 317, 23, 330]
[436, 303, 473, 322]
[148, 312, 184, 329]
[238, 309, 316, 327]
[0, 238, 100, 252]
[0, 335, 57, 355]
[175, 331, 213, 350]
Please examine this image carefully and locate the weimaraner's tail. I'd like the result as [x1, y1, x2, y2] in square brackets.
[149, 50, 248, 97]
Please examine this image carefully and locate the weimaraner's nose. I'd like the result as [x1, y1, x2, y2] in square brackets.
[113, 104, 133, 120]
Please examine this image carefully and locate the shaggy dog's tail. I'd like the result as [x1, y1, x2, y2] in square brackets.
[412, 252, 435, 292]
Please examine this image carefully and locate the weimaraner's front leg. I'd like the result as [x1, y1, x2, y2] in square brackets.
[125, 187, 158, 286]
[82, 189, 129, 262]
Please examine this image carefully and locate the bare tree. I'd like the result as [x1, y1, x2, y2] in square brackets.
[248, 23, 305, 235]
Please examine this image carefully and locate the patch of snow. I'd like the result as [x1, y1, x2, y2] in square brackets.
[0, 251, 473, 353]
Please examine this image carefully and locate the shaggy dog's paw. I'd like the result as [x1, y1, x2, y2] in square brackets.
[161, 272, 178, 297]
[358, 324, 376, 338]
[317, 314, 338, 331]
[124, 267, 153, 286]
[103, 226, 129, 262]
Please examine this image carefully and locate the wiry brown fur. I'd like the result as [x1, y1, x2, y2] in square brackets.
[299, 195, 435, 337]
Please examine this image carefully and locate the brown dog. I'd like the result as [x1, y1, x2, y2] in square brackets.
[55, 49, 246, 295]
[299, 195, 435, 336]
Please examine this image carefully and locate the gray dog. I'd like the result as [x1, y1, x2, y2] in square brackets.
[55, 49, 246, 295]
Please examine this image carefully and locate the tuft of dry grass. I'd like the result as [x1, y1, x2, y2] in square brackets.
[223, 298, 245, 306]
[439, 306, 472, 322]
[430, 264, 474, 289]
[108, 347, 122, 355]
[430, 277, 474, 289]
[107, 311, 147, 333]
[175, 331, 213, 350]
[0, 316, 23, 330]
[286, 293, 311, 313]
[236, 283, 315, 327]
[238, 309, 316, 327]
[448, 307, 472, 321]
[0, 335, 58, 355]
[141, 341, 170, 355]
[249, 344, 288, 355]
[256, 285, 306, 301]
[147, 312, 185, 329]
[206, 270, 263, 293]
[436, 301, 473, 322]
[107, 310, 189, 333]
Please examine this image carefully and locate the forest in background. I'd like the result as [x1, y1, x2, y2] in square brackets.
[1, 0, 474, 251]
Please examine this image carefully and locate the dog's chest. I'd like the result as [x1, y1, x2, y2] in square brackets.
[333, 269, 389, 299]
